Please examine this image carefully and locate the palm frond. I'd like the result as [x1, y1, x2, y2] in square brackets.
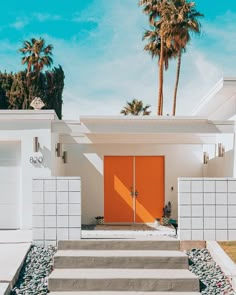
[121, 99, 151, 116]
[19, 38, 54, 75]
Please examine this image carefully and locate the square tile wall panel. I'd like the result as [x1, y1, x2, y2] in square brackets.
[178, 178, 236, 241]
[32, 177, 81, 245]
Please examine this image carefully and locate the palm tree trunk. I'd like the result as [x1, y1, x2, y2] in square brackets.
[160, 90, 163, 115]
[172, 50, 182, 116]
[158, 36, 164, 115]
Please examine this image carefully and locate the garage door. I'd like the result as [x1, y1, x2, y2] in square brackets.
[0, 142, 20, 229]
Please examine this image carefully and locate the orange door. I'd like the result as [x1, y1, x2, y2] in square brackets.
[135, 156, 164, 223]
[104, 156, 164, 223]
[104, 156, 134, 223]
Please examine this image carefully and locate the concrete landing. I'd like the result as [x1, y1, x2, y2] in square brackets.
[82, 224, 176, 239]
[95, 224, 163, 230]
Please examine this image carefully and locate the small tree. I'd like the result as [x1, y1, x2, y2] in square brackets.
[19, 38, 53, 78]
[121, 99, 151, 116]
[0, 67, 64, 119]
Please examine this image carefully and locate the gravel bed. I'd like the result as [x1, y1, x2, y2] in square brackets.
[11, 244, 56, 295]
[11, 243, 236, 294]
[187, 248, 236, 295]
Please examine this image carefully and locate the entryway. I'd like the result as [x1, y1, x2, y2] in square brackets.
[104, 156, 164, 223]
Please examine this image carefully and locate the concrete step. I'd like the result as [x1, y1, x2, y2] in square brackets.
[54, 250, 188, 269]
[48, 269, 199, 292]
[58, 240, 180, 251]
[49, 292, 202, 295]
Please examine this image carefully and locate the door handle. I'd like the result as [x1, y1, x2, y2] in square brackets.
[130, 187, 138, 197]
[130, 187, 134, 197]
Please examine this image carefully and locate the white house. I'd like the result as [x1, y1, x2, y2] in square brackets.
[1, 77, 236, 238]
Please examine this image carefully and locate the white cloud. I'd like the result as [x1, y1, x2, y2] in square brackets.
[32, 13, 62, 22]
[72, 16, 98, 24]
[9, 13, 62, 32]
[10, 19, 28, 30]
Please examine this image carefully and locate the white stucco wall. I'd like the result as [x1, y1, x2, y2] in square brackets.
[64, 143, 203, 224]
[205, 150, 234, 177]
[0, 113, 56, 229]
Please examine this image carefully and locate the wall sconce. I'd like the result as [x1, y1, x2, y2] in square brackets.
[203, 152, 209, 164]
[62, 151, 67, 164]
[56, 143, 62, 157]
[33, 137, 40, 152]
[218, 143, 225, 157]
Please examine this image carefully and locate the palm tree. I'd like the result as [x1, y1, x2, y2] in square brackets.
[139, 0, 171, 115]
[19, 38, 53, 77]
[143, 27, 178, 114]
[139, 0, 203, 116]
[121, 99, 151, 116]
[168, 0, 203, 115]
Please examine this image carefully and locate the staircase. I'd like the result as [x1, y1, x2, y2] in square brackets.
[48, 240, 201, 294]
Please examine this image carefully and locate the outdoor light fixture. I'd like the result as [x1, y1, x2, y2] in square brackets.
[203, 152, 209, 164]
[56, 143, 62, 157]
[33, 137, 40, 153]
[62, 151, 67, 164]
[218, 143, 225, 157]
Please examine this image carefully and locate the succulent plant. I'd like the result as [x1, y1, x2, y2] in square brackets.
[163, 201, 171, 218]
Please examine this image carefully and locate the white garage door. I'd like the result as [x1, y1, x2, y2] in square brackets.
[0, 142, 20, 229]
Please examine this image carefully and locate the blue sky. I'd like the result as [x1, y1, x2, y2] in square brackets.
[0, 0, 236, 118]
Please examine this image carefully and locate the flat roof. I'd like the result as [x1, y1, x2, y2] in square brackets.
[0, 110, 58, 120]
[51, 116, 235, 137]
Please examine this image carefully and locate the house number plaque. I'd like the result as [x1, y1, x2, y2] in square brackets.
[29, 157, 44, 164]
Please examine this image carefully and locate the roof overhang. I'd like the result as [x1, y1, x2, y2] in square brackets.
[52, 116, 235, 145]
[192, 78, 236, 120]
[78, 116, 234, 134]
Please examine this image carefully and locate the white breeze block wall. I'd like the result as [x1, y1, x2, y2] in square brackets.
[32, 177, 81, 245]
[178, 178, 236, 241]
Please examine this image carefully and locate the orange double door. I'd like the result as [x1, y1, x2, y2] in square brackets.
[104, 156, 164, 223]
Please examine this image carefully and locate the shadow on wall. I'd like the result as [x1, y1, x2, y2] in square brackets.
[206, 149, 234, 177]
[31, 145, 52, 169]
[165, 144, 203, 219]
[83, 152, 104, 224]
[84, 153, 103, 175]
[63, 146, 104, 224]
